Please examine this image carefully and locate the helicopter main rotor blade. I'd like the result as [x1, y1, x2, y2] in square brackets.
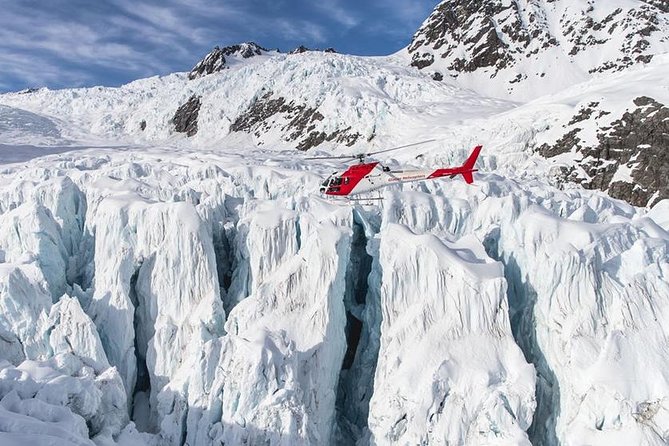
[304, 154, 359, 160]
[304, 138, 438, 161]
[366, 138, 437, 157]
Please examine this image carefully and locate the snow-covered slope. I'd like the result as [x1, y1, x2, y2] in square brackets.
[405, 0, 669, 100]
[0, 51, 514, 152]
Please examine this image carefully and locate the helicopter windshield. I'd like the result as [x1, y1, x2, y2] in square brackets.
[320, 172, 351, 194]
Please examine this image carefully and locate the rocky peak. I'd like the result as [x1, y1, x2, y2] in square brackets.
[409, 1, 555, 71]
[408, 0, 669, 97]
[188, 42, 268, 80]
[289, 46, 338, 55]
[219, 42, 267, 58]
[289, 45, 311, 54]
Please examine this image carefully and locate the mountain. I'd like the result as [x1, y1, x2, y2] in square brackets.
[403, 0, 669, 206]
[1, 1, 669, 446]
[188, 42, 271, 80]
[406, 0, 669, 100]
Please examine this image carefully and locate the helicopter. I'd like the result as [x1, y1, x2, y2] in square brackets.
[307, 139, 482, 199]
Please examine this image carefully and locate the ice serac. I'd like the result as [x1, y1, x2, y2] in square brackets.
[227, 205, 300, 309]
[0, 264, 51, 364]
[494, 206, 669, 445]
[184, 204, 351, 446]
[88, 193, 225, 438]
[0, 175, 87, 295]
[367, 223, 535, 445]
[0, 283, 127, 444]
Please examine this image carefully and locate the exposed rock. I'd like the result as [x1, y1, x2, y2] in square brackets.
[567, 102, 599, 125]
[408, 0, 555, 73]
[408, 0, 669, 92]
[189, 47, 227, 80]
[230, 93, 288, 132]
[188, 43, 268, 79]
[432, 72, 444, 81]
[538, 97, 669, 207]
[290, 45, 311, 54]
[172, 95, 201, 137]
[289, 46, 338, 55]
[410, 53, 434, 69]
[220, 42, 267, 58]
[538, 128, 583, 159]
[230, 92, 360, 150]
[140, 120, 146, 131]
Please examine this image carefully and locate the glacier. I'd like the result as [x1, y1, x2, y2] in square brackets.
[0, 146, 667, 445]
[1, 13, 669, 444]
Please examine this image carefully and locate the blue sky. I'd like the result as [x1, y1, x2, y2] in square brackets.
[0, 0, 439, 92]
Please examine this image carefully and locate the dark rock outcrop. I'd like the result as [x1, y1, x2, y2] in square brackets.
[219, 42, 267, 58]
[231, 92, 360, 150]
[408, 0, 556, 73]
[408, 0, 668, 84]
[289, 45, 311, 54]
[188, 47, 227, 80]
[289, 46, 338, 55]
[538, 97, 669, 207]
[188, 43, 268, 79]
[172, 95, 201, 137]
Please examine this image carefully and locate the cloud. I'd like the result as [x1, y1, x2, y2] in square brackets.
[273, 19, 327, 44]
[315, 1, 361, 29]
[0, 0, 216, 90]
[0, 0, 439, 92]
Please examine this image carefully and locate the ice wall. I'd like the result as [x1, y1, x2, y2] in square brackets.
[366, 224, 535, 445]
[1, 148, 669, 446]
[495, 207, 669, 445]
[185, 206, 352, 445]
[88, 193, 225, 438]
[0, 175, 129, 444]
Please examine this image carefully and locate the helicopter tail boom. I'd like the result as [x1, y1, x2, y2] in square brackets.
[429, 145, 482, 184]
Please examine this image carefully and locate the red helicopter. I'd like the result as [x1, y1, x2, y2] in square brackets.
[309, 139, 482, 199]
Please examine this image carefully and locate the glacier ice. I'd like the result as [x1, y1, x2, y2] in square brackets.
[0, 147, 669, 445]
[185, 207, 352, 445]
[367, 224, 535, 445]
[87, 193, 225, 437]
[1, 44, 669, 446]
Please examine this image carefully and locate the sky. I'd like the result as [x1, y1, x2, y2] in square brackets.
[0, 0, 439, 92]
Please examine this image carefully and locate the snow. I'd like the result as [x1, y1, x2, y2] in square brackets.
[610, 162, 637, 184]
[367, 224, 535, 445]
[403, 0, 669, 101]
[0, 137, 668, 444]
[0, 14, 668, 446]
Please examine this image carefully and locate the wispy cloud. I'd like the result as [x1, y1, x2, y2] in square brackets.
[315, 1, 361, 29]
[0, 0, 439, 92]
[273, 19, 327, 44]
